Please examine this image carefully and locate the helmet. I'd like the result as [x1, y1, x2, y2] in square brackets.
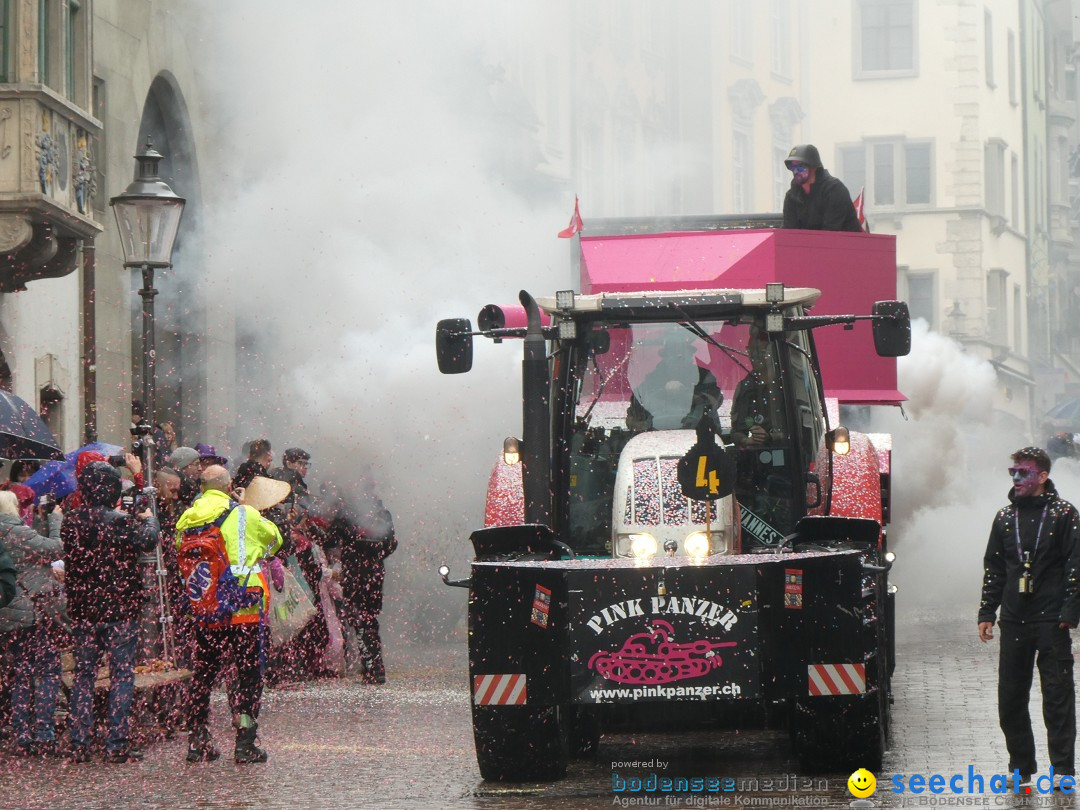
[784, 144, 823, 170]
[77, 461, 122, 508]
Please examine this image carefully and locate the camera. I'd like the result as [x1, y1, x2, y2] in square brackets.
[122, 491, 150, 515]
[107, 454, 127, 468]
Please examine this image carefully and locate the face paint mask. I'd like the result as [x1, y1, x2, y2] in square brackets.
[788, 163, 811, 184]
[1009, 464, 1043, 497]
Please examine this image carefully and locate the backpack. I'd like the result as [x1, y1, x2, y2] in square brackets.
[178, 503, 261, 623]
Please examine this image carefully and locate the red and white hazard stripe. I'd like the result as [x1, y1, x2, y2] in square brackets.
[807, 663, 866, 696]
[473, 674, 527, 705]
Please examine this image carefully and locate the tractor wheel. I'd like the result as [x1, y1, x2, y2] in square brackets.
[568, 706, 601, 757]
[792, 687, 886, 772]
[471, 703, 567, 781]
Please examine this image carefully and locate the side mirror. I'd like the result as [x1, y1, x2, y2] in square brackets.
[436, 318, 474, 374]
[871, 300, 911, 357]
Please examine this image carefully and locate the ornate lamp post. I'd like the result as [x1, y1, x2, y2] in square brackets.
[110, 137, 185, 662]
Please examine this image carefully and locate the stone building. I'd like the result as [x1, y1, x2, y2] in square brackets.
[0, 0, 225, 456]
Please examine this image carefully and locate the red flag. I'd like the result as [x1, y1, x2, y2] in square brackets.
[558, 196, 584, 238]
[853, 187, 869, 232]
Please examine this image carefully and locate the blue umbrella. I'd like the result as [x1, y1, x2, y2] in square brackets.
[25, 441, 123, 500]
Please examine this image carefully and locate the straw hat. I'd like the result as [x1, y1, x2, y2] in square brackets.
[240, 475, 291, 512]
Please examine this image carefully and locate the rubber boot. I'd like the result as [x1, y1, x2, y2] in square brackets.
[363, 653, 386, 684]
[186, 725, 220, 763]
[233, 714, 268, 764]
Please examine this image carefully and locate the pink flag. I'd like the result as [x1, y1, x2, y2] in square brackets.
[853, 187, 869, 232]
[558, 196, 584, 238]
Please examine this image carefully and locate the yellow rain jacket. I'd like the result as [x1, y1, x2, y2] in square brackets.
[176, 488, 284, 625]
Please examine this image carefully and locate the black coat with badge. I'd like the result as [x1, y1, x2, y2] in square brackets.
[979, 480, 1080, 626]
[782, 168, 863, 232]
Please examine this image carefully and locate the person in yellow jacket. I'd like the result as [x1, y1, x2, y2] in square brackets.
[176, 464, 284, 764]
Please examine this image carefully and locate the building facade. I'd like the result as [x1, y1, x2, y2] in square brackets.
[0, 0, 229, 457]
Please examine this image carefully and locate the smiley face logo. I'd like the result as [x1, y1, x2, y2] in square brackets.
[848, 768, 876, 798]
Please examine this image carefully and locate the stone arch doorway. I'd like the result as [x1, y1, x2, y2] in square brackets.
[129, 72, 204, 448]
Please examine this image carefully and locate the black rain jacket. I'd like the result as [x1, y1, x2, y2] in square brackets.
[782, 168, 863, 232]
[979, 480, 1080, 626]
[0, 538, 15, 609]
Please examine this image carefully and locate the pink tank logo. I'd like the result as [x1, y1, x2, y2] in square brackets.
[587, 619, 737, 685]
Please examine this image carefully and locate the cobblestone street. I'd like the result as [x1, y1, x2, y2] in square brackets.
[4, 604, 1076, 809]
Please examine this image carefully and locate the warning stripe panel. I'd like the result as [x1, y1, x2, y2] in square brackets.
[473, 674, 527, 705]
[807, 663, 866, 696]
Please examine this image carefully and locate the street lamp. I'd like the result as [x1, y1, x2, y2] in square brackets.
[111, 138, 185, 427]
[110, 137, 185, 663]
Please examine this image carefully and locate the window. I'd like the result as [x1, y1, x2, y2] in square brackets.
[1008, 30, 1017, 103]
[838, 146, 867, 201]
[855, 0, 917, 77]
[984, 9, 994, 87]
[873, 143, 895, 205]
[985, 139, 1006, 218]
[987, 268, 1008, 346]
[905, 142, 931, 204]
[1011, 152, 1020, 228]
[37, 0, 47, 85]
[774, 143, 789, 211]
[92, 77, 106, 214]
[732, 129, 753, 213]
[899, 268, 937, 329]
[771, 0, 792, 78]
[0, 1, 8, 83]
[1013, 283, 1022, 351]
[731, 4, 752, 64]
[838, 139, 933, 208]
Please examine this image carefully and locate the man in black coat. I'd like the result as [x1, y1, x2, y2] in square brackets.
[781, 144, 863, 232]
[0, 537, 15, 608]
[979, 447, 1080, 788]
[322, 480, 396, 684]
[62, 462, 160, 764]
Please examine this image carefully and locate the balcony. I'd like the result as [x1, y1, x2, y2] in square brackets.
[0, 86, 102, 291]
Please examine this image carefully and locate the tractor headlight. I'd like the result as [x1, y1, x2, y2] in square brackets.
[684, 531, 710, 559]
[622, 533, 657, 559]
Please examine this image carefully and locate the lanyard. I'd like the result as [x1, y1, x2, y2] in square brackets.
[1015, 505, 1050, 562]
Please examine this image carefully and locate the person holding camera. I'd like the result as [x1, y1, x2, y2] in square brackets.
[62, 450, 143, 511]
[0, 490, 63, 756]
[63, 461, 159, 764]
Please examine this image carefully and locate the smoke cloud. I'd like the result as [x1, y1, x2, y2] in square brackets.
[187, 3, 587, 640]
[868, 321, 1057, 617]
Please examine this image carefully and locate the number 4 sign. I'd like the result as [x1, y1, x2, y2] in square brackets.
[676, 417, 736, 501]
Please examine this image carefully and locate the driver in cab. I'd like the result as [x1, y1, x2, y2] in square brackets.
[729, 325, 785, 447]
[626, 334, 722, 432]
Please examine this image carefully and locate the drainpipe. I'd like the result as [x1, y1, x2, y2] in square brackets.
[81, 238, 96, 443]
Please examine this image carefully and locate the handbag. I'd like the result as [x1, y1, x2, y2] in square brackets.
[266, 565, 317, 647]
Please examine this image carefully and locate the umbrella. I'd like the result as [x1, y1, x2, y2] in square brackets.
[0, 390, 64, 461]
[1045, 398, 1080, 423]
[25, 441, 123, 500]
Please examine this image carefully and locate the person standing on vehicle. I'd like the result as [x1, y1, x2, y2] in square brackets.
[176, 464, 283, 764]
[781, 144, 862, 232]
[63, 461, 160, 763]
[978, 447, 1080, 789]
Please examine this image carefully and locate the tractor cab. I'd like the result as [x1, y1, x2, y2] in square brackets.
[553, 289, 828, 559]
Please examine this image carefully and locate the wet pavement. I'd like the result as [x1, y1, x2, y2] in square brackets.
[3, 605, 1079, 809]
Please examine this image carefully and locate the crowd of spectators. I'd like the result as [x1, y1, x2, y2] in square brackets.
[0, 412, 397, 763]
